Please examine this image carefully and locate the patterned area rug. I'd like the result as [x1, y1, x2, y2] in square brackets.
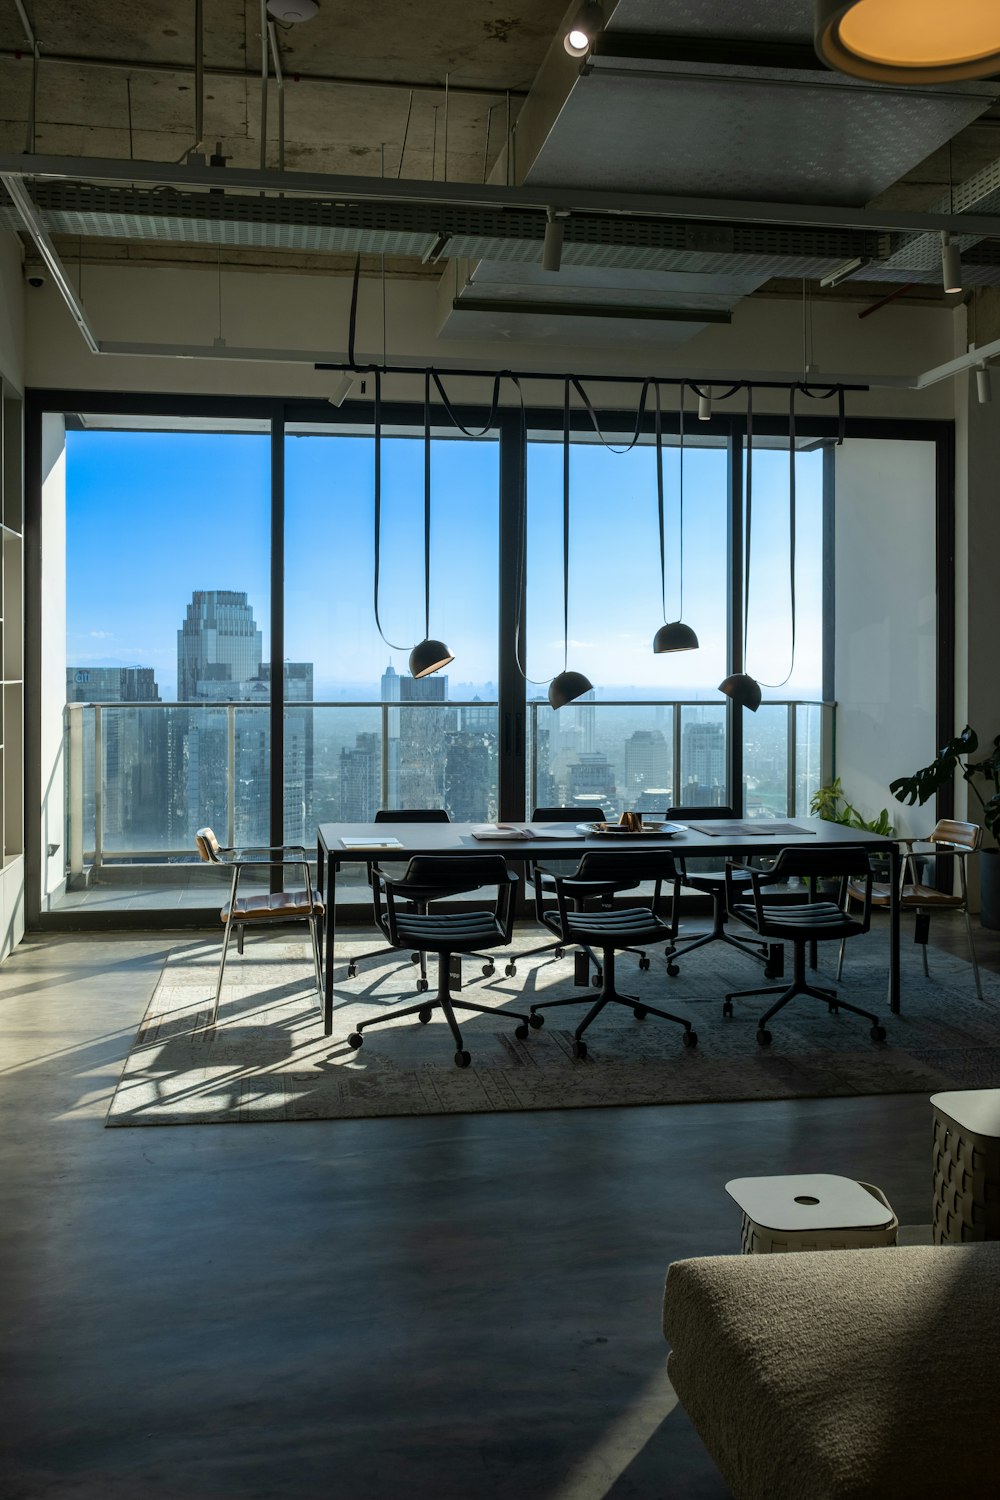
[105, 926, 1000, 1126]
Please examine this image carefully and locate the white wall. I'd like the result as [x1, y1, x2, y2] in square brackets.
[834, 438, 938, 839]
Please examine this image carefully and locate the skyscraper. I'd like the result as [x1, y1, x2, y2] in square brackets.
[624, 729, 670, 806]
[681, 721, 726, 805]
[177, 590, 262, 701]
[67, 666, 166, 851]
[339, 732, 380, 822]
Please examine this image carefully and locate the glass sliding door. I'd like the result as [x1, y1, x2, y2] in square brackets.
[60, 418, 271, 905]
[525, 428, 729, 816]
[284, 418, 500, 884]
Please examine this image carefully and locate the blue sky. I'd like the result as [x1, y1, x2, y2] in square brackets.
[66, 427, 823, 702]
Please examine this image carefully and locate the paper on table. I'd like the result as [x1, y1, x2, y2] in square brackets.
[340, 837, 405, 850]
[471, 824, 532, 840]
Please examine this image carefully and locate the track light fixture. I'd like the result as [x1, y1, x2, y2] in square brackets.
[564, 2, 604, 57]
[697, 388, 712, 421]
[266, 0, 319, 21]
[542, 209, 565, 273]
[941, 233, 963, 295]
[815, 0, 1000, 83]
[977, 366, 992, 405]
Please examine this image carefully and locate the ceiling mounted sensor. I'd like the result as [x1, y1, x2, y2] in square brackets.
[564, 2, 604, 58]
[815, 0, 1000, 83]
[266, 0, 319, 22]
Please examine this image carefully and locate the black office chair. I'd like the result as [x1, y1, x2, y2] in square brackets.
[347, 809, 496, 991]
[723, 848, 886, 1046]
[527, 851, 695, 1059]
[662, 804, 775, 979]
[513, 806, 651, 983]
[346, 856, 542, 1068]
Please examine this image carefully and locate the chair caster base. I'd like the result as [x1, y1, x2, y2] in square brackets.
[455, 1050, 471, 1068]
[417, 979, 430, 993]
[573, 1039, 588, 1060]
[347, 963, 358, 978]
[593, 970, 604, 987]
[638, 956, 650, 971]
[722, 1001, 733, 1018]
[666, 963, 680, 977]
[528, 1013, 545, 1029]
[633, 1004, 648, 1020]
[757, 1027, 772, 1047]
[871, 1024, 887, 1042]
[504, 962, 517, 977]
[418, 1008, 432, 1024]
[514, 1023, 529, 1040]
[482, 963, 495, 977]
[347, 1031, 363, 1049]
[682, 1029, 698, 1048]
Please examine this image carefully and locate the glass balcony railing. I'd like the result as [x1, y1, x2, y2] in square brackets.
[64, 697, 824, 890]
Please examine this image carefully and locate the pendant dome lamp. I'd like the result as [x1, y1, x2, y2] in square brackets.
[719, 385, 763, 713]
[549, 380, 594, 709]
[409, 371, 454, 679]
[815, 0, 1000, 84]
[653, 382, 700, 655]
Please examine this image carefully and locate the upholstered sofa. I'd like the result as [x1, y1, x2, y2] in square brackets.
[662, 1242, 1000, 1499]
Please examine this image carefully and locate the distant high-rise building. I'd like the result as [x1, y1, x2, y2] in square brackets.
[259, 661, 315, 843]
[379, 667, 455, 809]
[681, 721, 726, 805]
[67, 666, 165, 849]
[445, 729, 495, 821]
[567, 751, 616, 812]
[177, 590, 262, 700]
[575, 689, 597, 755]
[339, 732, 380, 822]
[624, 729, 670, 806]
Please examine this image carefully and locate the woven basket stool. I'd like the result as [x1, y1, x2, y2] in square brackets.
[726, 1173, 898, 1254]
[931, 1089, 1000, 1244]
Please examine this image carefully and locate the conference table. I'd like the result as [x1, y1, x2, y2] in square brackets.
[314, 818, 901, 1037]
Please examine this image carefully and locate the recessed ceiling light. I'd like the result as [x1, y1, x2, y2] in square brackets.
[816, 0, 1000, 83]
[266, 0, 319, 23]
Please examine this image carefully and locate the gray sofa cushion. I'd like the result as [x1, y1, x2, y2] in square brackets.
[663, 1243, 1000, 1500]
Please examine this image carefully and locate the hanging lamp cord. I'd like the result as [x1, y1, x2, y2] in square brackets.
[655, 381, 667, 624]
[562, 377, 571, 673]
[678, 383, 686, 623]
[744, 383, 753, 667]
[372, 368, 410, 652]
[571, 376, 651, 454]
[423, 368, 432, 642]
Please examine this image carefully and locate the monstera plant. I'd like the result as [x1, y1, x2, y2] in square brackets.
[890, 726, 1000, 929]
[890, 726, 1000, 845]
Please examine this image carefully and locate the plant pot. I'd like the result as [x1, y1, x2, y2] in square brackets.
[979, 847, 1000, 930]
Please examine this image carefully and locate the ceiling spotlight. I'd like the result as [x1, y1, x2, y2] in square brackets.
[563, 2, 604, 57]
[815, 0, 1000, 83]
[266, 0, 319, 20]
[697, 388, 712, 421]
[977, 366, 992, 405]
[942, 232, 963, 295]
[542, 210, 565, 273]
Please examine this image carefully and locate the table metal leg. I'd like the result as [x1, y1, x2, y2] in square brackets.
[889, 841, 901, 1015]
[324, 851, 337, 1035]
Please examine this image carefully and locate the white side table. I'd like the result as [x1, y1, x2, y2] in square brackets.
[931, 1089, 1000, 1244]
[726, 1173, 898, 1254]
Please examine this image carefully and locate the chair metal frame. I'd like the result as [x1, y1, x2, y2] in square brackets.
[662, 804, 774, 979]
[346, 855, 540, 1067]
[527, 850, 695, 1059]
[195, 826, 323, 1027]
[836, 818, 983, 1000]
[723, 847, 885, 1046]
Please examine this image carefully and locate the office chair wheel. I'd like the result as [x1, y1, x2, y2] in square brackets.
[573, 1040, 588, 1060]
[514, 1023, 529, 1040]
[756, 1027, 772, 1047]
[666, 962, 680, 978]
[763, 965, 779, 980]
[529, 1013, 545, 1029]
[482, 962, 495, 977]
[347, 962, 358, 978]
[417, 978, 430, 993]
[418, 1008, 432, 1024]
[593, 969, 604, 986]
[554, 946, 565, 958]
[682, 1030, 698, 1048]
[638, 955, 650, 971]
[870, 1024, 887, 1042]
[632, 1004, 648, 1020]
[723, 1001, 734, 1018]
[347, 1032, 363, 1049]
[455, 1050, 471, 1068]
[409, 951, 420, 963]
[505, 962, 517, 977]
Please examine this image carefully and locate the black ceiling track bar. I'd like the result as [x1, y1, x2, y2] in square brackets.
[311, 361, 869, 394]
[0, 180, 883, 263]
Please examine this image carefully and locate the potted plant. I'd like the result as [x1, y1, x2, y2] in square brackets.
[889, 726, 1000, 929]
[810, 778, 894, 882]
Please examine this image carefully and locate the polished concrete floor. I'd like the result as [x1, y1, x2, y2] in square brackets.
[0, 923, 990, 1500]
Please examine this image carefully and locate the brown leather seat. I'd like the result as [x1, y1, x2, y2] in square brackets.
[225, 890, 325, 921]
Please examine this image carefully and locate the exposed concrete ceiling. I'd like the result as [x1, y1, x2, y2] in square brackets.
[4, 0, 1000, 352]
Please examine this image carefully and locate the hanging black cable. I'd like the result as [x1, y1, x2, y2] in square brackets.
[430, 369, 504, 437]
[653, 381, 699, 654]
[372, 368, 409, 653]
[548, 378, 593, 709]
[719, 382, 762, 711]
[408, 369, 454, 677]
[570, 376, 651, 454]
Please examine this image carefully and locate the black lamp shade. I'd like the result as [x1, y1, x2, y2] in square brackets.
[548, 669, 593, 709]
[654, 621, 699, 653]
[409, 638, 454, 678]
[719, 672, 762, 713]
